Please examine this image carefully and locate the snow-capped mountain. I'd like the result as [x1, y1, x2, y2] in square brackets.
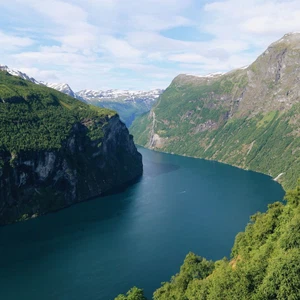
[77, 89, 163, 99]
[42, 82, 76, 98]
[0, 65, 41, 85]
[76, 89, 163, 126]
[76, 89, 163, 106]
[0, 65, 78, 99]
[0, 64, 162, 126]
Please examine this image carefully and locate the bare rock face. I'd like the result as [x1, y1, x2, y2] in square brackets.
[0, 115, 142, 225]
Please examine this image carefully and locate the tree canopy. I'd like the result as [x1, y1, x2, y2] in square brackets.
[116, 180, 300, 299]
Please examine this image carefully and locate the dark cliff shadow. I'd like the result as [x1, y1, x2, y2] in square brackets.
[0, 177, 144, 269]
[142, 159, 180, 177]
[0, 150, 179, 269]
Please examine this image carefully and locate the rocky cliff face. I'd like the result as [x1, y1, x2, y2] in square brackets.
[131, 33, 300, 190]
[0, 115, 142, 226]
[0, 69, 143, 225]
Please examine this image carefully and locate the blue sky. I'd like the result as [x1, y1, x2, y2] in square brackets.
[1, 0, 300, 91]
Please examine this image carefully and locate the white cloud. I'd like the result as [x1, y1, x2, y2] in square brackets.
[203, 0, 300, 41]
[169, 53, 209, 64]
[102, 37, 142, 59]
[0, 30, 34, 50]
[18, 67, 60, 82]
[242, 12, 300, 35]
[130, 15, 192, 32]
[14, 51, 96, 67]
[2, 0, 300, 90]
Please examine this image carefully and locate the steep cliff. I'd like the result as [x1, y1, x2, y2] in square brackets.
[0, 70, 142, 225]
[131, 33, 300, 190]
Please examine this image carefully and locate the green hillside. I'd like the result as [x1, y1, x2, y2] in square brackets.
[131, 33, 300, 190]
[116, 181, 300, 300]
[0, 69, 143, 225]
[0, 70, 115, 153]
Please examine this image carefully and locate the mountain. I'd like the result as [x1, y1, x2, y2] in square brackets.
[43, 82, 76, 98]
[131, 33, 300, 190]
[0, 69, 142, 226]
[77, 89, 163, 126]
[0, 66, 162, 126]
[0, 65, 40, 85]
[0, 66, 77, 98]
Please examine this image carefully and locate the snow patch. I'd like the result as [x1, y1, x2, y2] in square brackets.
[0, 65, 41, 85]
[76, 89, 163, 103]
[185, 72, 224, 78]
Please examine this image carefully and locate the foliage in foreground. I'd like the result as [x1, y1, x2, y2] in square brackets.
[116, 180, 300, 299]
[115, 287, 147, 300]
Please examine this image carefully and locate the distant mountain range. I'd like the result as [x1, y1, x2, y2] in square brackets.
[42, 82, 76, 98]
[0, 65, 162, 126]
[77, 88, 162, 106]
[77, 88, 163, 126]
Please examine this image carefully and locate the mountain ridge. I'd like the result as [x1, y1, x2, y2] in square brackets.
[43, 82, 76, 98]
[0, 65, 162, 126]
[131, 32, 300, 190]
[77, 88, 163, 126]
[0, 65, 41, 85]
[0, 69, 142, 225]
[76, 88, 162, 106]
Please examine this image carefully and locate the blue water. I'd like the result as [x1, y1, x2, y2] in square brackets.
[0, 148, 284, 300]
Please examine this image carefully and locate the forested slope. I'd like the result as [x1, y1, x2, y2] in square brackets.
[116, 181, 300, 299]
[131, 33, 300, 190]
[0, 70, 142, 225]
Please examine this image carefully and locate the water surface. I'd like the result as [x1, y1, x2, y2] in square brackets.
[0, 148, 284, 300]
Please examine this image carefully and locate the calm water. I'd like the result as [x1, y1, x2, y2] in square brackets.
[0, 148, 284, 300]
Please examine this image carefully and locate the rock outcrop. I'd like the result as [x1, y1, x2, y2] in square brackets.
[0, 115, 142, 225]
[0, 70, 143, 225]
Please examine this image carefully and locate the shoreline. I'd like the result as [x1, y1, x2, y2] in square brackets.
[136, 145, 286, 191]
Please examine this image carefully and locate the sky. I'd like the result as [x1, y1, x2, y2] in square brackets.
[1, 0, 300, 91]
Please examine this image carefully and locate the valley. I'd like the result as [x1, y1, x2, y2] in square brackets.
[0, 65, 162, 127]
[77, 88, 163, 126]
[0, 148, 284, 300]
[0, 18, 300, 299]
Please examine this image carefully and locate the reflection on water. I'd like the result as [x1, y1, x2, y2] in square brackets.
[143, 159, 180, 177]
[0, 147, 284, 300]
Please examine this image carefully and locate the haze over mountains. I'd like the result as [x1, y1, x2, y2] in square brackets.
[77, 88, 163, 126]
